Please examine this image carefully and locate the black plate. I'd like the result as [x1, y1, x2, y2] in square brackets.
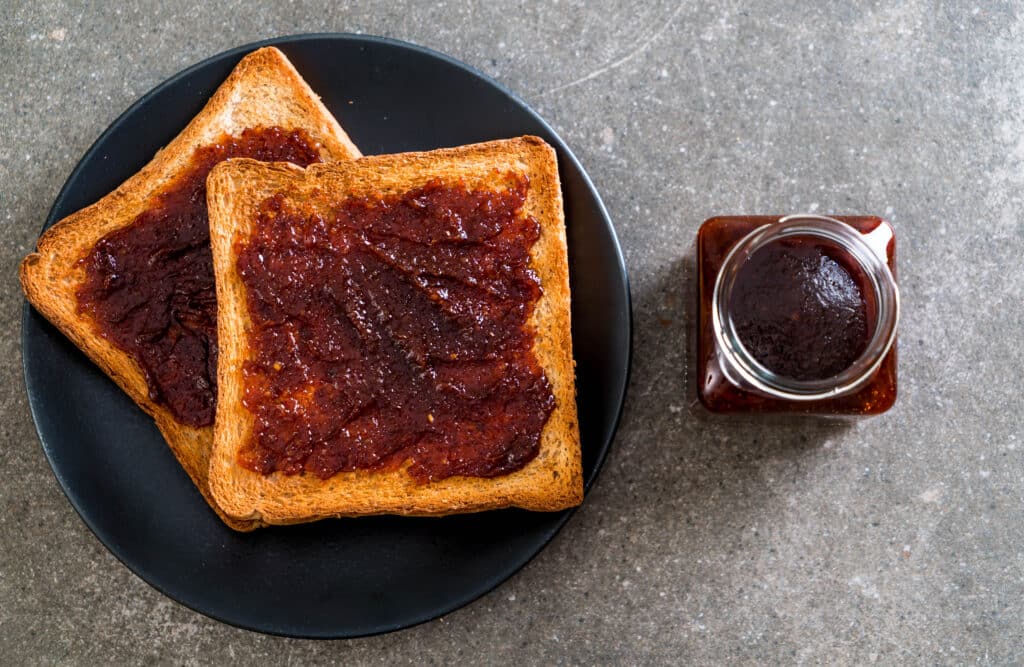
[22, 34, 631, 638]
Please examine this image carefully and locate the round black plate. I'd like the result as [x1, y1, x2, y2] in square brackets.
[22, 34, 631, 638]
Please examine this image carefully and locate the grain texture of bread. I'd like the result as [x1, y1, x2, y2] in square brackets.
[207, 136, 582, 524]
[18, 47, 361, 531]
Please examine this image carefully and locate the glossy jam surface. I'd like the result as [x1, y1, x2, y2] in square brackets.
[76, 127, 323, 427]
[697, 216, 897, 415]
[731, 236, 869, 381]
[235, 175, 555, 482]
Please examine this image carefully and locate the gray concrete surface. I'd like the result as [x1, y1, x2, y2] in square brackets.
[3, 1, 1023, 663]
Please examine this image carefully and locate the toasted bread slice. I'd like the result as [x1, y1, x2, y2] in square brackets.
[207, 136, 582, 523]
[19, 47, 361, 531]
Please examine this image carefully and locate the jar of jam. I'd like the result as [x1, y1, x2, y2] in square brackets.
[696, 214, 899, 415]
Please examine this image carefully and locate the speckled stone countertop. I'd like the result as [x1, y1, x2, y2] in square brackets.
[3, 2, 1023, 663]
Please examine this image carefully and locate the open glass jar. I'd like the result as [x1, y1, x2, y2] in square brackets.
[696, 214, 899, 415]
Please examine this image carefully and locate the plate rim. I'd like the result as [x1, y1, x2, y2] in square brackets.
[21, 32, 633, 639]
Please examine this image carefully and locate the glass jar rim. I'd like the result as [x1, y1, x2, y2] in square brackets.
[711, 214, 900, 401]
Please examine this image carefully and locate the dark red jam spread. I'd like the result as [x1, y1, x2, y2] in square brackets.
[697, 216, 897, 415]
[76, 127, 323, 427]
[235, 175, 555, 482]
[730, 236, 869, 381]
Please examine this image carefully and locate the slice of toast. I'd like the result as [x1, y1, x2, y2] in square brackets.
[206, 136, 582, 524]
[19, 47, 361, 531]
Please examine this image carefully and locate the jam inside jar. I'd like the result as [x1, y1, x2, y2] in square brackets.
[696, 214, 899, 415]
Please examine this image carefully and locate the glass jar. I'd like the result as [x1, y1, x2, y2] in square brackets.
[696, 214, 899, 415]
